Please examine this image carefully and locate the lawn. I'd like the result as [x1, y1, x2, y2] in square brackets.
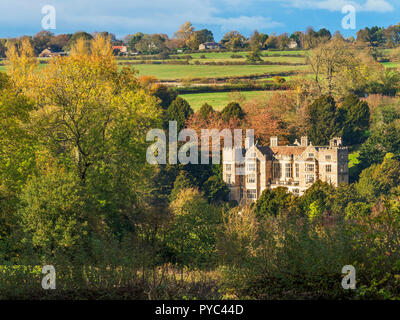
[382, 61, 399, 68]
[133, 64, 308, 80]
[180, 90, 282, 111]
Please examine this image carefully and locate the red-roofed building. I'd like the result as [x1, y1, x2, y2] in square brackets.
[112, 45, 128, 55]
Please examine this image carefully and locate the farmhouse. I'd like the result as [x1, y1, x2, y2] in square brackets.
[112, 45, 128, 55]
[288, 40, 298, 49]
[223, 136, 349, 202]
[38, 48, 67, 57]
[199, 42, 223, 50]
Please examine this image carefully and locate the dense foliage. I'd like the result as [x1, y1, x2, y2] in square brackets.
[1, 34, 400, 300]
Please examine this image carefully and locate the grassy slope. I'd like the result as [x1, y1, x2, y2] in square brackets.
[180, 90, 281, 111]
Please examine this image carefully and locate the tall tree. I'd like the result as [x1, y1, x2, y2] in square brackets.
[174, 22, 195, 48]
[306, 95, 339, 145]
[32, 30, 54, 54]
[166, 97, 194, 131]
[338, 95, 371, 145]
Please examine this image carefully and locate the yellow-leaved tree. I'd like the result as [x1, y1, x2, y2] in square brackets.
[7, 34, 163, 243]
[306, 37, 383, 98]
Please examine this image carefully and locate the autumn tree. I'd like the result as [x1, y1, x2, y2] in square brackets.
[6, 37, 37, 91]
[6, 34, 164, 241]
[221, 31, 247, 50]
[307, 37, 382, 97]
[250, 30, 268, 51]
[48, 34, 71, 52]
[67, 31, 93, 50]
[174, 22, 194, 48]
[32, 30, 54, 54]
[188, 29, 214, 50]
[243, 99, 287, 145]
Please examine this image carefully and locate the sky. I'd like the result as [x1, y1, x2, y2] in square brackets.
[0, 0, 398, 40]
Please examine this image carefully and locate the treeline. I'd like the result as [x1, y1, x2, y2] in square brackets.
[2, 21, 400, 58]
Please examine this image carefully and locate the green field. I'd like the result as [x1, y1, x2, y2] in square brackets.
[188, 56, 306, 64]
[133, 64, 308, 80]
[180, 90, 281, 111]
[382, 61, 399, 68]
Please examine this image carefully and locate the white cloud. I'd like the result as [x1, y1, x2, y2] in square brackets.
[276, 0, 394, 13]
[0, 0, 283, 37]
[213, 16, 283, 31]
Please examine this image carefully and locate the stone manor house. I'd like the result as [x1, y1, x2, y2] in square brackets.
[222, 136, 349, 202]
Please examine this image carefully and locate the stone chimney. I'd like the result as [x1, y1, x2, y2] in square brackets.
[330, 137, 342, 148]
[301, 136, 309, 147]
[270, 136, 278, 147]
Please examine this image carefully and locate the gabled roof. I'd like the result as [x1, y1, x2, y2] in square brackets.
[270, 146, 307, 156]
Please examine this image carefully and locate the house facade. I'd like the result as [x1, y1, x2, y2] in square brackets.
[112, 45, 128, 55]
[39, 48, 67, 57]
[222, 136, 349, 202]
[199, 42, 223, 50]
[288, 40, 299, 49]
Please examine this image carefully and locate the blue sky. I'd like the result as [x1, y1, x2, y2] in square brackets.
[0, 0, 398, 40]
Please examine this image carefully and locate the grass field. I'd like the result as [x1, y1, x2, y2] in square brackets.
[382, 62, 399, 68]
[133, 64, 308, 80]
[180, 90, 281, 111]
[189, 56, 306, 64]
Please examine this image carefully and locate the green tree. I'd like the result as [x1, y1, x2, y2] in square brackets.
[356, 153, 400, 200]
[297, 181, 335, 216]
[306, 96, 339, 145]
[166, 188, 222, 269]
[220, 102, 244, 122]
[247, 49, 263, 64]
[254, 187, 294, 218]
[125, 32, 144, 52]
[199, 103, 214, 119]
[153, 85, 178, 110]
[338, 94, 370, 145]
[169, 170, 196, 202]
[166, 97, 194, 131]
[203, 175, 229, 203]
[17, 167, 90, 259]
[358, 122, 400, 169]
